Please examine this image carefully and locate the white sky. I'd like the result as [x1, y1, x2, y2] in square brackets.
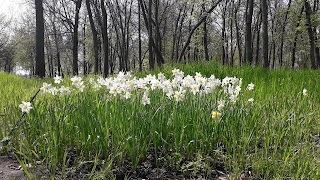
[0, 0, 27, 19]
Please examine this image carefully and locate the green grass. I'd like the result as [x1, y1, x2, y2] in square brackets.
[1, 62, 320, 179]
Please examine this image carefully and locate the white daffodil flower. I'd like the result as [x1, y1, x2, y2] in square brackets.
[19, 101, 33, 113]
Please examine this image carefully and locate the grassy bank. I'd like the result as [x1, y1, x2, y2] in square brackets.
[1, 62, 320, 179]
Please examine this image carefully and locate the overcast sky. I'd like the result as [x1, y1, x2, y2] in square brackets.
[0, 0, 27, 19]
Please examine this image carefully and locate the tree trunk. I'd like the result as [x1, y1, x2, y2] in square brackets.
[261, 0, 269, 68]
[35, 0, 45, 78]
[305, 0, 317, 69]
[138, 0, 143, 72]
[254, 11, 262, 66]
[125, 0, 133, 71]
[245, 0, 254, 64]
[187, 5, 194, 62]
[221, 2, 227, 64]
[229, 1, 234, 66]
[138, 0, 165, 68]
[154, 0, 163, 67]
[101, 0, 109, 77]
[72, 0, 82, 75]
[148, 0, 154, 70]
[83, 17, 87, 75]
[175, 7, 187, 62]
[313, 0, 320, 66]
[86, 0, 100, 74]
[279, 0, 291, 68]
[291, 7, 304, 69]
[171, 6, 183, 61]
[235, 0, 242, 65]
[203, 14, 209, 62]
[52, 20, 62, 76]
[46, 36, 53, 77]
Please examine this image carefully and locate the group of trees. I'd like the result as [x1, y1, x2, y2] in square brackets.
[1, 0, 320, 77]
[0, 14, 14, 73]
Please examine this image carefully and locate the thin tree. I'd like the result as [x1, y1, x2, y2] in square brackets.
[291, 6, 304, 69]
[234, 0, 242, 65]
[279, 0, 291, 67]
[86, 0, 99, 74]
[245, 0, 254, 65]
[138, 0, 165, 67]
[72, 0, 83, 75]
[261, 0, 269, 68]
[148, 0, 154, 70]
[35, 0, 45, 78]
[305, 0, 317, 69]
[202, 4, 209, 62]
[138, 0, 142, 72]
[101, 0, 109, 77]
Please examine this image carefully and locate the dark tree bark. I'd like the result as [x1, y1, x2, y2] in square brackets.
[138, 0, 143, 72]
[35, 0, 45, 78]
[245, 0, 254, 64]
[305, 0, 317, 69]
[86, 0, 99, 74]
[154, 0, 164, 67]
[72, 0, 82, 75]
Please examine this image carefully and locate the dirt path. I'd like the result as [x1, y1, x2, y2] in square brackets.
[0, 156, 25, 180]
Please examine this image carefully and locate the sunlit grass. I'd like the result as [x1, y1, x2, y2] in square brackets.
[1, 62, 320, 179]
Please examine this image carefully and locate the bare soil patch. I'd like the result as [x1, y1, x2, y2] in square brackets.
[0, 156, 25, 180]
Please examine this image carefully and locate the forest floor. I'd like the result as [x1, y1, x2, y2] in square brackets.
[0, 156, 25, 180]
[0, 153, 232, 179]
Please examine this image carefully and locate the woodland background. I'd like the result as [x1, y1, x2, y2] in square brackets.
[0, 0, 320, 77]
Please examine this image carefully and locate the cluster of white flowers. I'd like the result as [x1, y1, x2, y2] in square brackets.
[39, 75, 86, 96]
[221, 77, 243, 104]
[20, 69, 254, 114]
[40, 69, 247, 107]
[71, 76, 85, 92]
[211, 80, 256, 120]
[247, 83, 254, 91]
[54, 75, 63, 84]
[40, 82, 71, 96]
